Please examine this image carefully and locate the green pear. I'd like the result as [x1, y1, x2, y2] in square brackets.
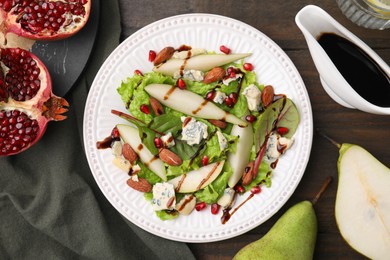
[335, 143, 390, 259]
[233, 201, 317, 260]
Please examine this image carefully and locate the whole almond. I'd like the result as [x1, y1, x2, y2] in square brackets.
[261, 85, 275, 108]
[159, 148, 183, 166]
[208, 119, 227, 129]
[122, 143, 138, 163]
[153, 46, 175, 66]
[127, 177, 152, 192]
[203, 67, 226, 84]
[149, 97, 164, 115]
[241, 161, 255, 186]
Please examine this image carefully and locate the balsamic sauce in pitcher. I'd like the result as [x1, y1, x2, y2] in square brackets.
[317, 33, 390, 107]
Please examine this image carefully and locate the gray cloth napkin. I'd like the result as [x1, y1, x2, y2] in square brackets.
[0, 1, 195, 259]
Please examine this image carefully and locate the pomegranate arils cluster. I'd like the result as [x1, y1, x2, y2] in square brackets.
[0, 0, 91, 40]
[0, 48, 69, 156]
[1, 48, 41, 101]
[17, 0, 86, 33]
[0, 109, 39, 155]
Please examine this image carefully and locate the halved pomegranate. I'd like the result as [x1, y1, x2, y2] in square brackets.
[0, 0, 91, 40]
[0, 47, 68, 156]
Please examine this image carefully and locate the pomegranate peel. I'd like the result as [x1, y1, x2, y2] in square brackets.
[0, 0, 91, 41]
[0, 47, 68, 156]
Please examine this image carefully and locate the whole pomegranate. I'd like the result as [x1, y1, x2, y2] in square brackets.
[0, 47, 68, 156]
[0, 0, 91, 40]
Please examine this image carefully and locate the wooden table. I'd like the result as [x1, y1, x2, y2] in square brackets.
[118, 0, 390, 259]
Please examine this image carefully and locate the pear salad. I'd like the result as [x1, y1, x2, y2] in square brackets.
[96, 45, 300, 222]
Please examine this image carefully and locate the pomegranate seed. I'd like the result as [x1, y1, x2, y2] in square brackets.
[0, 109, 39, 156]
[177, 78, 186, 89]
[245, 114, 256, 123]
[211, 203, 220, 215]
[277, 127, 289, 136]
[225, 97, 234, 108]
[220, 45, 231, 54]
[148, 50, 156, 62]
[251, 186, 262, 194]
[3, 2, 11, 12]
[243, 63, 254, 71]
[111, 127, 120, 139]
[154, 137, 163, 148]
[227, 67, 234, 74]
[229, 92, 238, 104]
[201, 155, 209, 166]
[205, 90, 216, 101]
[140, 104, 150, 114]
[195, 202, 207, 211]
[234, 184, 245, 193]
[229, 71, 236, 78]
[134, 69, 143, 76]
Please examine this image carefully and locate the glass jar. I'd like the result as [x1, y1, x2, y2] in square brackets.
[336, 0, 390, 29]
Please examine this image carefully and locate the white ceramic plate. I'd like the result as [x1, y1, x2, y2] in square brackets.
[83, 13, 313, 243]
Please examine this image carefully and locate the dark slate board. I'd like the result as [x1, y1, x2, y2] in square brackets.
[32, 0, 100, 97]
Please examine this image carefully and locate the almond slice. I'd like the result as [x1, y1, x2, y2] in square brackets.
[127, 177, 152, 192]
[159, 148, 183, 166]
[203, 67, 226, 84]
[149, 97, 165, 115]
[153, 47, 175, 66]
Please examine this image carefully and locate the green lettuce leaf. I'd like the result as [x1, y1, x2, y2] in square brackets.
[155, 210, 179, 220]
[185, 79, 216, 96]
[138, 161, 162, 184]
[149, 113, 182, 135]
[117, 74, 142, 107]
[117, 72, 175, 123]
[169, 140, 199, 162]
[253, 97, 300, 152]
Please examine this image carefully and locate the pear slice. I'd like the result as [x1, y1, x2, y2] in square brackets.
[116, 124, 167, 181]
[153, 53, 251, 76]
[175, 194, 196, 215]
[145, 84, 247, 126]
[335, 144, 390, 259]
[168, 161, 225, 193]
[227, 123, 254, 188]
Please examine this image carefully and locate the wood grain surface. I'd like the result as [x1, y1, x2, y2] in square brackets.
[118, 0, 390, 259]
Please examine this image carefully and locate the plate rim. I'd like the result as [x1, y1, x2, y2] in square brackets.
[83, 13, 313, 243]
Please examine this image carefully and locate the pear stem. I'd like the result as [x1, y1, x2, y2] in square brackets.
[316, 129, 341, 149]
[311, 176, 333, 205]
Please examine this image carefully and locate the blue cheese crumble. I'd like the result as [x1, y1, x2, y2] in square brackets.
[213, 90, 227, 104]
[173, 69, 204, 81]
[152, 183, 176, 211]
[216, 131, 228, 151]
[161, 132, 175, 148]
[242, 84, 261, 111]
[265, 132, 294, 162]
[181, 117, 208, 146]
